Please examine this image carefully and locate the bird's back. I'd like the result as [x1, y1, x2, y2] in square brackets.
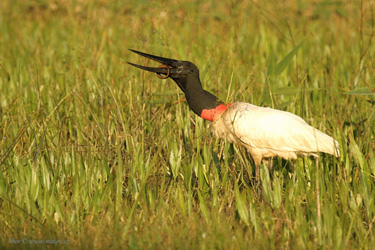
[211, 102, 340, 163]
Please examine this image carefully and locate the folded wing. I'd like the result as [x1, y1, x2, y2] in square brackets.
[212, 102, 339, 162]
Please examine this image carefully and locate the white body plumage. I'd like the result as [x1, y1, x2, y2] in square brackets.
[211, 102, 340, 166]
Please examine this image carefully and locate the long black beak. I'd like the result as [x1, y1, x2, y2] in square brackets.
[128, 49, 182, 79]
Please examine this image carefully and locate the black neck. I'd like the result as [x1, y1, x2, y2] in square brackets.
[172, 75, 223, 116]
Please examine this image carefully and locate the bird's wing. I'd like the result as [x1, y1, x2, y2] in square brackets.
[221, 102, 336, 154]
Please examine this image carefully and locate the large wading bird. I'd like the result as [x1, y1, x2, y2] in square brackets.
[128, 49, 340, 185]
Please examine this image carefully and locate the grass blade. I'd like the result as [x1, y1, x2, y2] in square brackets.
[274, 41, 303, 77]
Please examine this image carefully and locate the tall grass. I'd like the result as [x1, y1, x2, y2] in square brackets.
[0, 0, 374, 249]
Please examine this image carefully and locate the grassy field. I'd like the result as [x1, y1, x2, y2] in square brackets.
[1, 0, 375, 249]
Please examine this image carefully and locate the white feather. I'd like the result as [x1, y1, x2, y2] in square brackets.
[211, 102, 340, 166]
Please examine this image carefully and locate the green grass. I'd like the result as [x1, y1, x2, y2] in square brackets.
[0, 0, 374, 249]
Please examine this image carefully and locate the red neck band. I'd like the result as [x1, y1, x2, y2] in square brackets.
[200, 103, 232, 121]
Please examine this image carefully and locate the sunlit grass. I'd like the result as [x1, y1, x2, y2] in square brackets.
[0, 0, 374, 249]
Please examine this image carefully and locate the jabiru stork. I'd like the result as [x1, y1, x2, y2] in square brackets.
[128, 49, 340, 186]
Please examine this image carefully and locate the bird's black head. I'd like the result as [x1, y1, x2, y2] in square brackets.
[128, 49, 225, 120]
[127, 49, 200, 93]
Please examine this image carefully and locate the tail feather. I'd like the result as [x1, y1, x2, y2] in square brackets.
[315, 129, 340, 157]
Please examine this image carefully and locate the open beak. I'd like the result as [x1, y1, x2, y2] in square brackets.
[128, 49, 182, 79]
